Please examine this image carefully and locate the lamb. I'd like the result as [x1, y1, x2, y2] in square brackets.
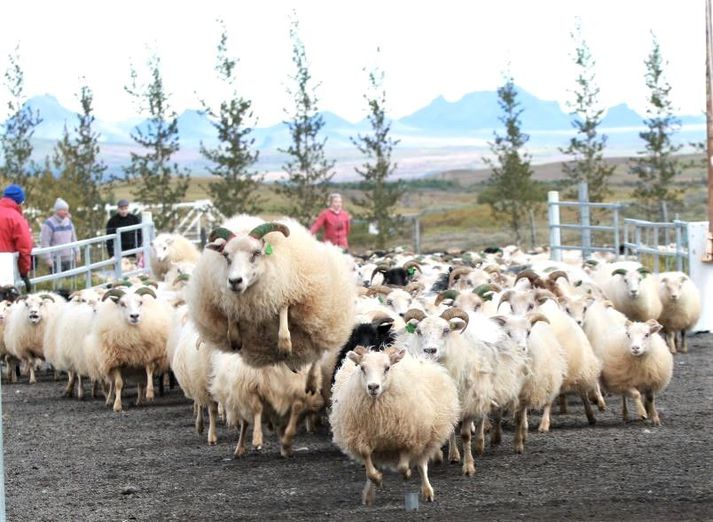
[4, 293, 63, 383]
[329, 347, 459, 506]
[149, 233, 201, 281]
[657, 271, 701, 353]
[167, 306, 219, 445]
[602, 265, 662, 322]
[400, 308, 526, 474]
[188, 217, 356, 373]
[91, 286, 171, 411]
[208, 351, 324, 458]
[491, 313, 567, 450]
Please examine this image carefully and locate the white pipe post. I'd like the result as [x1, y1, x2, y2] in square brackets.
[548, 191, 562, 261]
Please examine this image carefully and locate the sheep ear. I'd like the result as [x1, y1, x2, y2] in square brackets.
[646, 319, 662, 333]
[206, 237, 227, 252]
[490, 315, 508, 327]
[387, 348, 406, 365]
[346, 351, 362, 364]
[375, 319, 394, 336]
[679, 275, 687, 284]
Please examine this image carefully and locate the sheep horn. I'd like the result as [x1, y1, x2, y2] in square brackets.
[370, 313, 395, 329]
[402, 308, 427, 324]
[637, 267, 651, 276]
[208, 227, 236, 244]
[439, 307, 469, 332]
[367, 285, 394, 297]
[515, 270, 545, 288]
[248, 222, 290, 240]
[448, 266, 472, 288]
[534, 289, 558, 304]
[483, 264, 502, 273]
[101, 288, 126, 301]
[39, 294, 55, 302]
[175, 273, 191, 283]
[548, 270, 569, 283]
[473, 283, 500, 301]
[527, 312, 550, 326]
[404, 282, 424, 296]
[435, 289, 460, 307]
[611, 268, 628, 276]
[402, 260, 422, 273]
[143, 280, 159, 288]
[135, 287, 157, 299]
[584, 259, 599, 267]
[370, 265, 389, 284]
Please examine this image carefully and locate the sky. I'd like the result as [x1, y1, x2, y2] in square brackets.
[0, 0, 706, 127]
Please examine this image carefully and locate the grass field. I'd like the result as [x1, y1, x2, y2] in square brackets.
[106, 153, 709, 253]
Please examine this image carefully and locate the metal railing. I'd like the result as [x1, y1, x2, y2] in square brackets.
[19, 221, 155, 290]
[623, 218, 689, 273]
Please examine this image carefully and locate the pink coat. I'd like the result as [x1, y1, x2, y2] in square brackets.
[310, 209, 351, 248]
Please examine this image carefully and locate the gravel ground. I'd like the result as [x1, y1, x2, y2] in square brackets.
[3, 334, 713, 521]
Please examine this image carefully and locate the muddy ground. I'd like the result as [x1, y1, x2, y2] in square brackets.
[3, 335, 713, 521]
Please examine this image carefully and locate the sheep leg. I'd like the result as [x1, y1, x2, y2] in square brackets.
[514, 406, 527, 454]
[447, 431, 461, 463]
[475, 417, 486, 456]
[136, 382, 144, 406]
[234, 420, 249, 458]
[304, 362, 321, 395]
[680, 330, 688, 353]
[280, 400, 305, 458]
[277, 305, 292, 353]
[207, 401, 218, 445]
[594, 383, 607, 412]
[558, 393, 568, 414]
[461, 416, 476, 476]
[417, 458, 435, 502]
[665, 330, 677, 354]
[64, 371, 76, 398]
[538, 403, 552, 432]
[491, 409, 502, 447]
[644, 391, 661, 426]
[112, 369, 123, 412]
[362, 479, 376, 506]
[621, 395, 629, 422]
[28, 360, 36, 384]
[218, 401, 226, 423]
[195, 403, 205, 434]
[104, 380, 114, 406]
[362, 451, 383, 486]
[627, 389, 647, 420]
[397, 452, 412, 480]
[76, 374, 84, 400]
[145, 364, 155, 401]
[580, 391, 596, 425]
[91, 380, 98, 399]
[251, 401, 264, 451]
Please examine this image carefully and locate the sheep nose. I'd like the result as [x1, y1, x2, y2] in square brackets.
[367, 383, 380, 393]
[424, 348, 437, 355]
[228, 277, 243, 289]
[130, 313, 139, 321]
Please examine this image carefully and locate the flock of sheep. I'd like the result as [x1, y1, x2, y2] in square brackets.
[0, 215, 702, 507]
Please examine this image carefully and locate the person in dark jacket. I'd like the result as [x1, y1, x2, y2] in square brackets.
[0, 184, 34, 291]
[106, 199, 142, 258]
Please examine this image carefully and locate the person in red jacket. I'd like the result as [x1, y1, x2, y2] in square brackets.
[310, 193, 351, 250]
[0, 184, 33, 292]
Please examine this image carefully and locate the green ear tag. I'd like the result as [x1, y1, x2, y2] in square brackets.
[378, 296, 385, 304]
[407, 267, 416, 277]
[265, 242, 273, 256]
[406, 323, 416, 334]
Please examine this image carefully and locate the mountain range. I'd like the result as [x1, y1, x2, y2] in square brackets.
[11, 86, 706, 180]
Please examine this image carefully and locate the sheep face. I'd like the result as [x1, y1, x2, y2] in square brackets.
[404, 312, 468, 361]
[0, 300, 12, 324]
[222, 236, 266, 294]
[347, 347, 405, 399]
[491, 313, 550, 353]
[151, 234, 175, 262]
[498, 289, 536, 315]
[20, 295, 55, 325]
[104, 289, 156, 326]
[624, 319, 662, 356]
[659, 275, 687, 302]
[559, 296, 594, 327]
[613, 269, 650, 299]
[385, 289, 412, 317]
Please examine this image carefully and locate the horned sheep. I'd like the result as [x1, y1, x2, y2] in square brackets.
[329, 347, 459, 506]
[657, 271, 701, 353]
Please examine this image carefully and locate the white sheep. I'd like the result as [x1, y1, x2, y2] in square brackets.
[209, 350, 324, 458]
[0, 300, 18, 382]
[601, 265, 662, 322]
[149, 233, 201, 281]
[657, 271, 701, 353]
[90, 286, 171, 411]
[167, 306, 218, 445]
[329, 347, 459, 506]
[4, 293, 63, 383]
[188, 216, 356, 374]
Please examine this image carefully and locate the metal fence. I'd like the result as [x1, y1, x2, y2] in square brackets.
[548, 182, 689, 273]
[18, 221, 155, 291]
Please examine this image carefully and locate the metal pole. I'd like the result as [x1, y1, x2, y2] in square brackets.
[613, 207, 620, 261]
[548, 191, 562, 261]
[114, 231, 123, 282]
[635, 226, 642, 263]
[653, 225, 660, 273]
[579, 182, 591, 260]
[675, 222, 684, 272]
[414, 217, 421, 255]
[706, 0, 713, 260]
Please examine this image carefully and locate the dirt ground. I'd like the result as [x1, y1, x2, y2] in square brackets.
[3, 335, 713, 522]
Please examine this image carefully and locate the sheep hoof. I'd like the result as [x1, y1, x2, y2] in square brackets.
[277, 335, 292, 353]
[448, 451, 461, 464]
[233, 447, 246, 458]
[362, 485, 376, 506]
[280, 446, 294, 458]
[422, 486, 435, 502]
[208, 438, 217, 446]
[462, 463, 476, 476]
[252, 444, 262, 451]
[113, 405, 123, 413]
[368, 470, 383, 486]
[475, 441, 485, 456]
[652, 417, 661, 427]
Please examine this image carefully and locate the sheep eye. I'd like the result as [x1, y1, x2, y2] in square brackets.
[360, 366, 366, 373]
[386, 299, 393, 305]
[644, 333, 649, 338]
[527, 304, 534, 311]
[222, 252, 230, 263]
[416, 329, 422, 336]
[442, 328, 450, 335]
[251, 250, 261, 262]
[384, 366, 390, 373]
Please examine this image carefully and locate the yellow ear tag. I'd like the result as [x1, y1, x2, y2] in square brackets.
[265, 242, 273, 256]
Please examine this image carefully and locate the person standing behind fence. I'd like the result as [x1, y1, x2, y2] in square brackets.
[0, 184, 33, 291]
[310, 193, 351, 250]
[105, 199, 142, 259]
[40, 198, 80, 273]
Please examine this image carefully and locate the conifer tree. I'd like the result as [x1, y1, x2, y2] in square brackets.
[276, 15, 335, 226]
[124, 54, 190, 231]
[200, 22, 262, 217]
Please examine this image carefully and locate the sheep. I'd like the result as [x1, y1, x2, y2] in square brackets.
[657, 272, 701, 353]
[599, 317, 672, 426]
[400, 308, 526, 474]
[603, 265, 662, 322]
[149, 233, 201, 281]
[167, 306, 219, 445]
[0, 299, 19, 382]
[369, 260, 422, 287]
[62, 289, 103, 399]
[490, 313, 567, 449]
[209, 350, 324, 458]
[188, 217, 356, 374]
[329, 346, 459, 506]
[4, 293, 63, 383]
[91, 286, 171, 411]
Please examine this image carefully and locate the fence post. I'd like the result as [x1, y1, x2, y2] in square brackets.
[142, 214, 155, 275]
[413, 216, 421, 255]
[613, 206, 620, 260]
[548, 191, 562, 261]
[635, 225, 642, 263]
[675, 221, 684, 272]
[114, 230, 123, 281]
[578, 182, 591, 260]
[84, 245, 92, 289]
